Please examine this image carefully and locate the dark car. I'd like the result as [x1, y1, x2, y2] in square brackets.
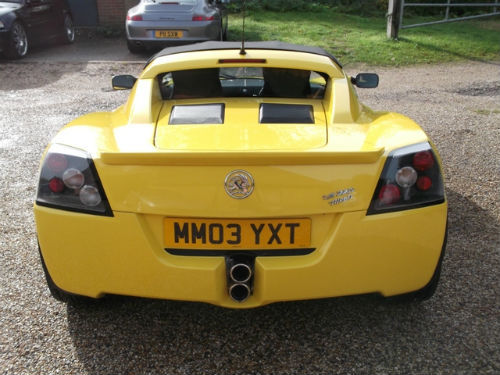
[0, 0, 74, 59]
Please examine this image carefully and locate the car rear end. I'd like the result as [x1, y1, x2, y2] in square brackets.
[126, 0, 221, 49]
[34, 46, 448, 308]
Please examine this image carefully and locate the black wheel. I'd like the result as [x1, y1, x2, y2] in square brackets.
[5, 21, 28, 59]
[38, 245, 95, 304]
[127, 39, 144, 54]
[62, 14, 75, 44]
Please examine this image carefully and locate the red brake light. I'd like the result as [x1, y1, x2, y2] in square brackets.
[417, 176, 433, 191]
[378, 184, 400, 205]
[49, 178, 64, 193]
[413, 151, 434, 171]
[219, 59, 267, 64]
[192, 15, 214, 21]
[127, 14, 143, 21]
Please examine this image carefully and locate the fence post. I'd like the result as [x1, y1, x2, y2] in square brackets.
[387, 0, 402, 39]
[445, 0, 451, 20]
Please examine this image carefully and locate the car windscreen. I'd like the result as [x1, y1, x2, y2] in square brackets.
[158, 67, 327, 99]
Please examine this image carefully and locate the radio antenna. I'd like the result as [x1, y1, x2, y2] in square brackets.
[239, 0, 247, 55]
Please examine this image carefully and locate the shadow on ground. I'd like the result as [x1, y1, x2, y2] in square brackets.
[0, 62, 89, 91]
[0, 35, 147, 91]
[66, 188, 499, 374]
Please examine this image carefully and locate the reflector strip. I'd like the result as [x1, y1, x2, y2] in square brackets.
[218, 59, 267, 64]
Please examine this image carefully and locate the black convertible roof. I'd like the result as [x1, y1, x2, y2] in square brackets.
[147, 41, 342, 68]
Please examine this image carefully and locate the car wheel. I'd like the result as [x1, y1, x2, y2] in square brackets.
[127, 39, 144, 54]
[38, 245, 95, 304]
[62, 14, 75, 44]
[5, 21, 28, 59]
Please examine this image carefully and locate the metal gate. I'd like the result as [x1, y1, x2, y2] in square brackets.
[387, 0, 500, 39]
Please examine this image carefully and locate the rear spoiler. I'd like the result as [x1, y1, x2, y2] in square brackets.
[100, 149, 384, 166]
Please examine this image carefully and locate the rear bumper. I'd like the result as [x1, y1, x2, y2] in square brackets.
[126, 20, 220, 46]
[35, 202, 448, 308]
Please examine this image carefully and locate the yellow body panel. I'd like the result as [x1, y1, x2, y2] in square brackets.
[155, 98, 327, 151]
[35, 45, 448, 307]
[35, 203, 447, 308]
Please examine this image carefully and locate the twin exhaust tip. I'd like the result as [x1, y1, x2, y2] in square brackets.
[226, 257, 254, 303]
[229, 282, 251, 302]
[230, 263, 252, 283]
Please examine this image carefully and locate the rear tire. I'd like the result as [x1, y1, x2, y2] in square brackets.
[127, 39, 144, 54]
[38, 245, 95, 304]
[5, 21, 28, 59]
[61, 14, 75, 44]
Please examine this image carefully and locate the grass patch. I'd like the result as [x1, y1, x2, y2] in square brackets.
[227, 11, 500, 65]
[472, 109, 500, 115]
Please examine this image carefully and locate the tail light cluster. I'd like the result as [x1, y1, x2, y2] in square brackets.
[367, 142, 444, 215]
[36, 144, 112, 216]
[127, 14, 214, 21]
[127, 14, 143, 21]
[192, 15, 214, 21]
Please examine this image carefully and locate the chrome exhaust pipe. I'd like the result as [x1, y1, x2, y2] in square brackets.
[226, 256, 255, 303]
[229, 263, 252, 283]
[229, 282, 251, 302]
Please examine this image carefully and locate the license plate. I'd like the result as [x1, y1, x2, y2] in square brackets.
[164, 218, 311, 250]
[155, 30, 183, 38]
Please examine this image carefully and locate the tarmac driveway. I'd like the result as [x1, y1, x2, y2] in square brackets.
[0, 39, 499, 374]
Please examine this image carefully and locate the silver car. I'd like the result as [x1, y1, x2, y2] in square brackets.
[126, 0, 229, 53]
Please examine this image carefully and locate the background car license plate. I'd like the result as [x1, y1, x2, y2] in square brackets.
[164, 218, 311, 250]
[155, 30, 183, 38]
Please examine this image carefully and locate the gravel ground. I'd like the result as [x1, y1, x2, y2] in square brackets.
[0, 60, 499, 375]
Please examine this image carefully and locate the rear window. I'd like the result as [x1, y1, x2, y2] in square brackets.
[158, 67, 327, 100]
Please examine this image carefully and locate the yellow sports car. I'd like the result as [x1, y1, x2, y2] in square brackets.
[34, 41, 447, 308]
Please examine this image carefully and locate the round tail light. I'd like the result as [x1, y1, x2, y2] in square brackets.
[413, 151, 434, 171]
[378, 184, 401, 205]
[79, 185, 102, 207]
[48, 177, 65, 193]
[396, 166, 417, 188]
[417, 176, 433, 191]
[46, 154, 68, 173]
[62, 168, 85, 189]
